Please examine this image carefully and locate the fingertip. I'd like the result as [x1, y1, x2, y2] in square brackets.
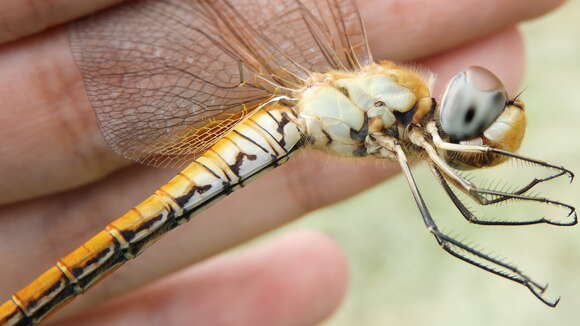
[217, 231, 350, 326]
[361, 0, 545, 61]
[268, 231, 350, 320]
[421, 27, 525, 97]
[520, 0, 566, 20]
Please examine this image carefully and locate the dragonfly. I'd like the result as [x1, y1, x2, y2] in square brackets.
[0, 0, 576, 325]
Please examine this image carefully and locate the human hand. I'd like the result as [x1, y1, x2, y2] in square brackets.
[0, 0, 564, 325]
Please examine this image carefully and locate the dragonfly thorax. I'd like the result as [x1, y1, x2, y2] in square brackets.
[296, 62, 433, 158]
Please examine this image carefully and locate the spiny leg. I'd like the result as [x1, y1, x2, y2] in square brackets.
[433, 153, 576, 226]
[426, 121, 574, 185]
[429, 164, 569, 226]
[394, 144, 560, 307]
[411, 129, 577, 226]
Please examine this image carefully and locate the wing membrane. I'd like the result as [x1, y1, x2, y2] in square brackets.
[71, 0, 371, 167]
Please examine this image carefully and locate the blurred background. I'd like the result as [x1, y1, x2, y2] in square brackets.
[255, 1, 580, 325]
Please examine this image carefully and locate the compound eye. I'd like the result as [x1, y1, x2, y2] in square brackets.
[439, 66, 508, 141]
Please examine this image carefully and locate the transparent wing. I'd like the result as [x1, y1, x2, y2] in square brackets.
[71, 0, 372, 167]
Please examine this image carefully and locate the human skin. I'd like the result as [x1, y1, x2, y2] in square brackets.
[0, 0, 565, 325]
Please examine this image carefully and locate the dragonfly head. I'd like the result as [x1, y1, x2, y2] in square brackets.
[436, 66, 526, 169]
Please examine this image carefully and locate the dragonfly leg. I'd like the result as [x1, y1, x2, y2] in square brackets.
[426, 121, 574, 184]
[410, 128, 577, 226]
[428, 164, 576, 226]
[394, 144, 560, 307]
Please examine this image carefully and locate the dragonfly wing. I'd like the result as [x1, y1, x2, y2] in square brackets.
[208, 0, 373, 78]
[71, 0, 371, 167]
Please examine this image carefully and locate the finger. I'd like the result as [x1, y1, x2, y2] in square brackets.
[0, 29, 130, 205]
[51, 231, 348, 326]
[0, 0, 550, 204]
[0, 0, 125, 43]
[0, 0, 563, 46]
[362, 0, 563, 60]
[0, 28, 525, 315]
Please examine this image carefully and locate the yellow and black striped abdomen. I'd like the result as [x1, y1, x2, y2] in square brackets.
[0, 102, 303, 326]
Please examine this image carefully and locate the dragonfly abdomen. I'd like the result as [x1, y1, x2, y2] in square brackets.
[0, 102, 303, 326]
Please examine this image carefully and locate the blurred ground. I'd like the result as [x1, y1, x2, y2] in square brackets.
[256, 1, 580, 325]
